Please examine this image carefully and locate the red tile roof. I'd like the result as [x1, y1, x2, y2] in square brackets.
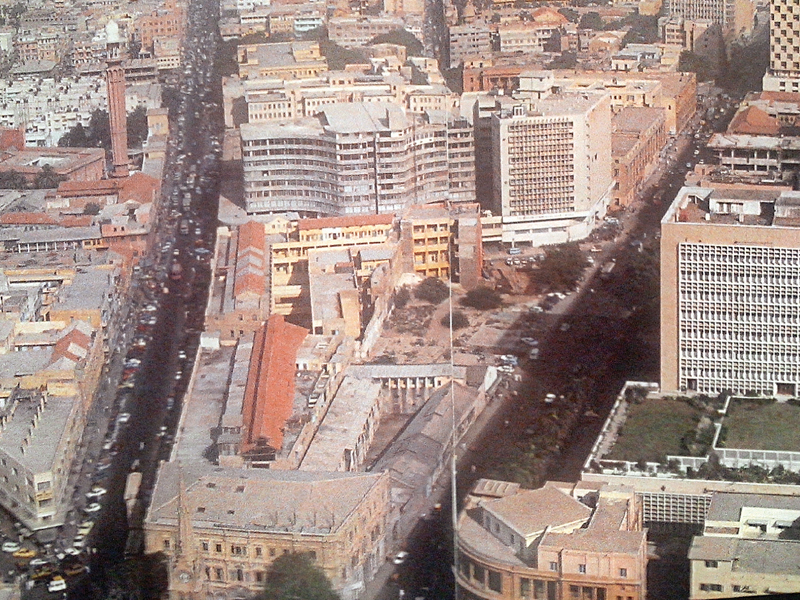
[234, 221, 266, 300]
[298, 213, 394, 231]
[728, 105, 781, 136]
[241, 315, 308, 453]
[0, 212, 59, 226]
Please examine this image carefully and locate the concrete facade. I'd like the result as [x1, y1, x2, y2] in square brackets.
[660, 185, 800, 395]
[490, 80, 613, 246]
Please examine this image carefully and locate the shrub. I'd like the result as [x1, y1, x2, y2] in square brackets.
[461, 287, 503, 310]
[442, 310, 469, 330]
[414, 277, 449, 304]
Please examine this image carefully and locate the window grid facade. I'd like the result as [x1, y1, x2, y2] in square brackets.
[641, 492, 711, 525]
[677, 243, 800, 395]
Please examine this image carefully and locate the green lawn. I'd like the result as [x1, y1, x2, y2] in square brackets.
[723, 400, 800, 452]
[606, 397, 700, 463]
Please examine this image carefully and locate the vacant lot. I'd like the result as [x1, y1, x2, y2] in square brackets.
[606, 397, 701, 463]
[724, 400, 800, 451]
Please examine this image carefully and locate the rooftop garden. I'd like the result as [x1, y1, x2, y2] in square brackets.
[604, 395, 710, 464]
[718, 397, 800, 452]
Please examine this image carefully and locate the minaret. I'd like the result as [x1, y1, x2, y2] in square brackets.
[105, 20, 129, 178]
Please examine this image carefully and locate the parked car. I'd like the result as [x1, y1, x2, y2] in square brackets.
[1, 542, 20, 553]
[12, 548, 35, 559]
[84, 503, 102, 513]
[47, 576, 67, 593]
[393, 551, 409, 565]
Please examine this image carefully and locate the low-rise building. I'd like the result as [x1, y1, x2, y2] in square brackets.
[689, 492, 800, 598]
[146, 463, 393, 600]
[237, 41, 328, 80]
[611, 106, 668, 206]
[456, 479, 648, 600]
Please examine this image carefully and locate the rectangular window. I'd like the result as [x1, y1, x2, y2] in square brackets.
[163, 539, 171, 550]
[488, 570, 502, 593]
[578, 564, 586, 574]
[202, 541, 209, 552]
[520, 578, 531, 598]
[472, 564, 485, 583]
[619, 568, 627, 577]
[215, 543, 222, 553]
[255, 547, 262, 557]
[570, 585, 580, 599]
[704, 560, 718, 568]
[549, 561, 558, 571]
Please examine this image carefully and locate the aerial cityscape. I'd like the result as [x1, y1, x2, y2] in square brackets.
[0, 0, 794, 598]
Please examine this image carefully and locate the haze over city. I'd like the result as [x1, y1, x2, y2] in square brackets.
[0, 0, 794, 599]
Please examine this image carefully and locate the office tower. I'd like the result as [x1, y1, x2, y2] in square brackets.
[661, 185, 800, 395]
[490, 73, 612, 246]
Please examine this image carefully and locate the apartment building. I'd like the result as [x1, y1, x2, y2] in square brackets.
[491, 76, 613, 246]
[456, 480, 648, 600]
[241, 102, 474, 217]
[763, 0, 800, 92]
[449, 24, 492, 67]
[133, 0, 187, 55]
[328, 16, 409, 48]
[242, 71, 458, 126]
[663, 0, 755, 43]
[660, 185, 800, 395]
[689, 492, 800, 598]
[237, 41, 328, 81]
[398, 202, 483, 287]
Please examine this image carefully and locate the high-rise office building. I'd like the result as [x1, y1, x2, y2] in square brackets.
[763, 0, 800, 92]
[490, 73, 613, 246]
[660, 184, 800, 396]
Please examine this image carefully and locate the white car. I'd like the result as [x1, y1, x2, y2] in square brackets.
[84, 503, 102, 513]
[1, 541, 19, 553]
[393, 551, 409, 565]
[47, 576, 67, 593]
[117, 413, 131, 424]
[497, 365, 514, 373]
[29, 558, 50, 568]
[85, 486, 106, 499]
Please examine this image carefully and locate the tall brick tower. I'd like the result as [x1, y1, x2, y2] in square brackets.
[105, 20, 129, 178]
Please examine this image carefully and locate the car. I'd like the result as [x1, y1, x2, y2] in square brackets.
[544, 393, 557, 403]
[12, 548, 35, 559]
[63, 563, 87, 577]
[63, 548, 80, 557]
[393, 551, 409, 565]
[521, 337, 539, 347]
[72, 538, 85, 550]
[84, 503, 101, 513]
[85, 486, 106, 499]
[29, 558, 50, 568]
[47, 576, 67, 593]
[117, 413, 131, 424]
[497, 365, 514, 373]
[31, 567, 54, 580]
[1, 542, 20, 553]
[77, 522, 94, 536]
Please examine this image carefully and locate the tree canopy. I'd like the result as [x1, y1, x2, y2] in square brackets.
[254, 553, 339, 600]
[58, 107, 149, 150]
[369, 29, 424, 56]
[578, 12, 604, 30]
[529, 243, 587, 293]
[461, 287, 503, 310]
[414, 277, 449, 304]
